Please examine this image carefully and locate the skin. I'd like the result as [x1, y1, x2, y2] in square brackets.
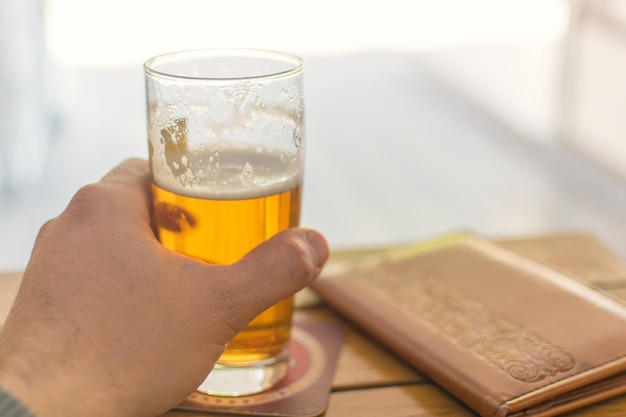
[0, 159, 329, 417]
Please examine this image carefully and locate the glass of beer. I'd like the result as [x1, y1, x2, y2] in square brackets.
[144, 49, 304, 396]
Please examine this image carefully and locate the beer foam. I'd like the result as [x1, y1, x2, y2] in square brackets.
[151, 147, 302, 200]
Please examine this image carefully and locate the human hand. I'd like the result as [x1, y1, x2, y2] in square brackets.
[0, 159, 329, 417]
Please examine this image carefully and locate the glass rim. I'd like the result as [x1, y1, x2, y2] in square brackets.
[143, 48, 304, 82]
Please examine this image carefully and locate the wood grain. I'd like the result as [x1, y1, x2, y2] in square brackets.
[325, 384, 475, 417]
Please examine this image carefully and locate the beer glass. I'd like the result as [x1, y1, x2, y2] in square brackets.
[144, 49, 304, 396]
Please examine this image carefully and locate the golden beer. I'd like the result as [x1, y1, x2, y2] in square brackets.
[151, 148, 302, 365]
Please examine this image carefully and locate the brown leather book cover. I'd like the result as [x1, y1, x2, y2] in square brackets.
[311, 232, 626, 417]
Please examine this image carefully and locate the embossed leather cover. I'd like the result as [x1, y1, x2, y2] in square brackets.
[311, 232, 626, 417]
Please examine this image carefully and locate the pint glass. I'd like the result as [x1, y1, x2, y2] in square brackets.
[144, 49, 305, 396]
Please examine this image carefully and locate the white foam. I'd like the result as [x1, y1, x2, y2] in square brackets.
[151, 147, 302, 200]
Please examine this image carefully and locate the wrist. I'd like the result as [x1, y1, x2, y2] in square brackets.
[0, 357, 120, 417]
[0, 328, 120, 417]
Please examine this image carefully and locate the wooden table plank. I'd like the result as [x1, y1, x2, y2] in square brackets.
[499, 233, 626, 289]
[325, 384, 476, 417]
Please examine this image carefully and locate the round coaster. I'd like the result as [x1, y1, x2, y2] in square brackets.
[185, 325, 326, 407]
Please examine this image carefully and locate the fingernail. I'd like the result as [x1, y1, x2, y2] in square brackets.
[306, 230, 330, 268]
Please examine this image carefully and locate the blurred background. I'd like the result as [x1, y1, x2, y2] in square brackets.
[1, 0, 625, 271]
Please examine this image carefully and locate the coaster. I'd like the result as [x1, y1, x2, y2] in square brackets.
[175, 318, 345, 417]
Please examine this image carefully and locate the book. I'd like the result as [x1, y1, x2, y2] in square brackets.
[311, 232, 626, 417]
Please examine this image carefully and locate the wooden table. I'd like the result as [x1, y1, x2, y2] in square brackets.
[2, 264, 626, 417]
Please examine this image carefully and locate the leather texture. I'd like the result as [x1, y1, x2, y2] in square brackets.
[312, 232, 626, 417]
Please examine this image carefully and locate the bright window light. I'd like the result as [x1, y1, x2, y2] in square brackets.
[45, 0, 570, 68]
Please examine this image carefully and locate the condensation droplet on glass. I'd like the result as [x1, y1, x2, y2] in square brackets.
[181, 155, 188, 166]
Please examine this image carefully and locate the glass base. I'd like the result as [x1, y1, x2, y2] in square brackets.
[197, 350, 290, 397]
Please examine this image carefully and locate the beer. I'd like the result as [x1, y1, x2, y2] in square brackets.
[152, 148, 302, 365]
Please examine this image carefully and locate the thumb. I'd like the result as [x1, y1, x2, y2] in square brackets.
[224, 228, 329, 320]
